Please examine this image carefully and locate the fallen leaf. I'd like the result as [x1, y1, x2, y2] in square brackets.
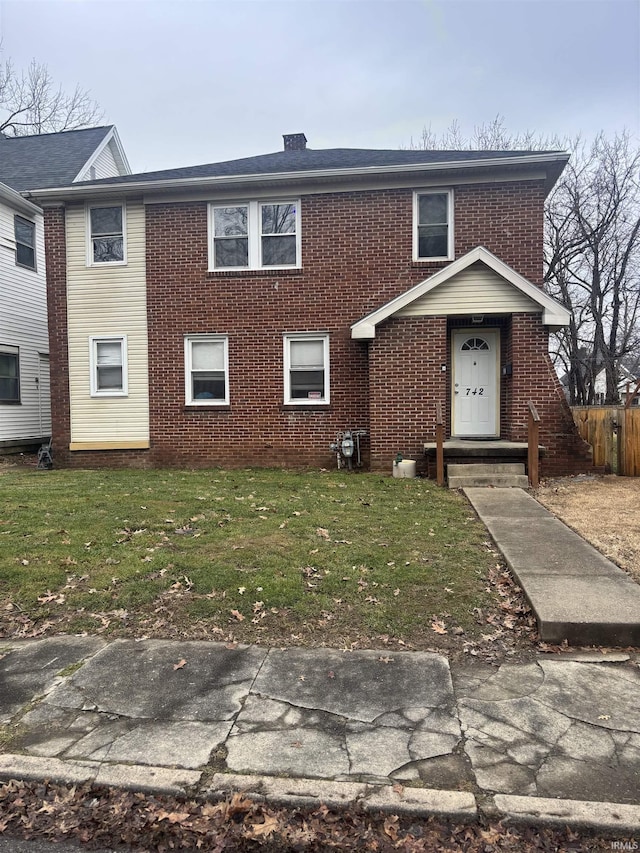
[383, 815, 399, 840]
[431, 619, 448, 635]
[230, 609, 245, 621]
[156, 809, 191, 824]
[248, 813, 280, 838]
[173, 659, 187, 670]
[316, 527, 330, 539]
[38, 591, 65, 604]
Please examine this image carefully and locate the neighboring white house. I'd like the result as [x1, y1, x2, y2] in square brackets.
[593, 365, 640, 407]
[0, 183, 50, 446]
[0, 126, 130, 449]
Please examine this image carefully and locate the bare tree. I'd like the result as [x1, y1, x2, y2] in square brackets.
[544, 133, 640, 404]
[407, 115, 565, 151]
[407, 118, 640, 405]
[0, 57, 102, 136]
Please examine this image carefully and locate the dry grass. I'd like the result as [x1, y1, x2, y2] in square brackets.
[535, 475, 640, 582]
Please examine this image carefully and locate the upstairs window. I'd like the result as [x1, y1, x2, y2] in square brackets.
[414, 190, 453, 261]
[284, 334, 329, 405]
[87, 204, 126, 265]
[14, 216, 36, 270]
[0, 347, 20, 403]
[209, 200, 300, 270]
[185, 335, 229, 405]
[90, 336, 127, 396]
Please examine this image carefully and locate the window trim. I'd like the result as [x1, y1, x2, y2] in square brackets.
[14, 215, 36, 271]
[86, 202, 127, 267]
[283, 333, 330, 406]
[184, 334, 230, 406]
[0, 345, 20, 404]
[208, 199, 301, 272]
[413, 188, 454, 262]
[89, 335, 128, 397]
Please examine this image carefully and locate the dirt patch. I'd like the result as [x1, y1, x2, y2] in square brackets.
[535, 475, 640, 583]
[0, 453, 38, 472]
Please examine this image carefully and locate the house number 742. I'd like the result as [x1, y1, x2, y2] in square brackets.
[465, 388, 485, 395]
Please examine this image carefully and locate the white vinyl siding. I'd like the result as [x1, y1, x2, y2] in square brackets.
[284, 334, 330, 405]
[66, 200, 149, 448]
[86, 144, 119, 180]
[0, 200, 49, 442]
[396, 262, 541, 317]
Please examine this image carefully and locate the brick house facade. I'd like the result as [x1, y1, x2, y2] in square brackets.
[36, 136, 593, 477]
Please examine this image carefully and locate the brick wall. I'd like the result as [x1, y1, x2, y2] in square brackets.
[43, 207, 72, 465]
[505, 313, 594, 475]
[45, 177, 591, 475]
[142, 183, 545, 469]
[368, 316, 447, 472]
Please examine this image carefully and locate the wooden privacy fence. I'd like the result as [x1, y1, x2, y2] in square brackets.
[571, 406, 640, 476]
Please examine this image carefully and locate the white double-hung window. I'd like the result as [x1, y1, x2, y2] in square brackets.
[0, 346, 20, 403]
[209, 201, 300, 270]
[14, 216, 36, 270]
[185, 335, 229, 405]
[90, 336, 127, 396]
[413, 189, 453, 261]
[284, 334, 329, 405]
[87, 204, 126, 265]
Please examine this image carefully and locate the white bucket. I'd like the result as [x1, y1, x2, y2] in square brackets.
[392, 459, 416, 479]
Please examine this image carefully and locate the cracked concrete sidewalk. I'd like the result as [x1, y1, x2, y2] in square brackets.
[0, 636, 639, 831]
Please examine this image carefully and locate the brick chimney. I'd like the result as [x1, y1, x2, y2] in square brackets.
[283, 133, 307, 151]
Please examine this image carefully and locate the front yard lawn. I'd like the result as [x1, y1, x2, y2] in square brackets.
[0, 467, 534, 657]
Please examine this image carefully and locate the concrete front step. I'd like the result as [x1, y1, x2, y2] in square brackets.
[448, 474, 530, 488]
[447, 462, 528, 489]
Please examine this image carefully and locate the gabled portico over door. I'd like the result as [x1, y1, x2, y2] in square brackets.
[452, 329, 499, 437]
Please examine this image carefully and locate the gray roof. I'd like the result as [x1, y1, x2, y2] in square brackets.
[0, 126, 114, 191]
[75, 146, 561, 187]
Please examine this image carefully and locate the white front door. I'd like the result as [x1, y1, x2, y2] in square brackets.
[452, 330, 499, 437]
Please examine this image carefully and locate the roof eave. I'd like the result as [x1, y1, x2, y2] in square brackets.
[25, 151, 570, 202]
[0, 181, 42, 216]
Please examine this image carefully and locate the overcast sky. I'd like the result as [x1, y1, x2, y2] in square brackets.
[0, 0, 638, 174]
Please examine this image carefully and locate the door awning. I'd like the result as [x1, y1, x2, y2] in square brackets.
[351, 246, 570, 340]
